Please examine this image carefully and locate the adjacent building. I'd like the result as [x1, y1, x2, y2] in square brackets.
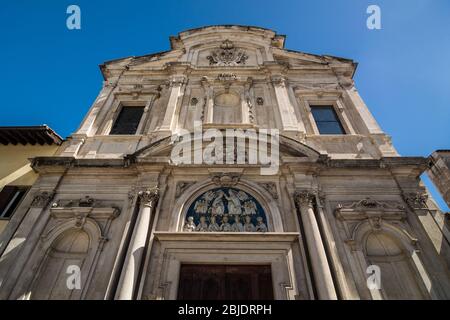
[0, 126, 62, 234]
[0, 26, 449, 300]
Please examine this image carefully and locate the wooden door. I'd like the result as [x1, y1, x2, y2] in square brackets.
[177, 264, 274, 300]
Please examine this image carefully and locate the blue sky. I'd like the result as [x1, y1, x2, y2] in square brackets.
[0, 1, 449, 209]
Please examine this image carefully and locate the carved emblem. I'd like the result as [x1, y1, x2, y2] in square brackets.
[207, 40, 248, 66]
[211, 173, 240, 187]
[190, 97, 198, 106]
[216, 73, 237, 81]
[79, 196, 95, 207]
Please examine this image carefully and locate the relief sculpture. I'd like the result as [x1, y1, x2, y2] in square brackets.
[182, 187, 268, 232]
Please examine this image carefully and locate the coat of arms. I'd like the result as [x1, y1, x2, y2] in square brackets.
[207, 40, 248, 66]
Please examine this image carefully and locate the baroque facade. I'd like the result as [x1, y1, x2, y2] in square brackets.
[0, 25, 449, 300]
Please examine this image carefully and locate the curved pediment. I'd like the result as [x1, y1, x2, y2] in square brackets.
[100, 25, 356, 79]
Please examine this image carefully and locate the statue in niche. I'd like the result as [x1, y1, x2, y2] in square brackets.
[231, 215, 244, 232]
[225, 189, 242, 215]
[255, 216, 268, 232]
[208, 215, 220, 232]
[211, 190, 225, 215]
[183, 216, 196, 232]
[243, 200, 257, 216]
[243, 215, 255, 232]
[220, 214, 232, 232]
[195, 216, 209, 232]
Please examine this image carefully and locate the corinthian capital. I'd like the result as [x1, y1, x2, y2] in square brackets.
[138, 187, 160, 207]
[169, 76, 186, 87]
[403, 192, 428, 209]
[31, 191, 55, 208]
[294, 190, 315, 208]
[271, 75, 287, 87]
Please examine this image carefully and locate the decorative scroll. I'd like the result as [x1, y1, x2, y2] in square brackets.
[183, 187, 267, 232]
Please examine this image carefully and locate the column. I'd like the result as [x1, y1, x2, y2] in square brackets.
[160, 76, 186, 133]
[295, 191, 337, 300]
[77, 83, 116, 136]
[271, 76, 299, 132]
[342, 88, 383, 134]
[116, 188, 159, 300]
[0, 190, 55, 299]
[201, 77, 214, 124]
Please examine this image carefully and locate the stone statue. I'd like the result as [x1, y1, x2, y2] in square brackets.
[211, 190, 225, 216]
[255, 216, 268, 232]
[231, 215, 244, 232]
[183, 216, 196, 232]
[195, 216, 208, 232]
[243, 200, 257, 215]
[220, 214, 232, 232]
[208, 215, 220, 232]
[203, 190, 216, 202]
[194, 199, 208, 214]
[243, 215, 255, 232]
[225, 189, 242, 215]
[237, 191, 249, 201]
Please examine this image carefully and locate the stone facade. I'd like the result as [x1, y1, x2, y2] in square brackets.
[0, 25, 449, 300]
[428, 150, 450, 207]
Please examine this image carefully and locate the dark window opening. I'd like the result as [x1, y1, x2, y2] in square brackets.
[110, 106, 144, 135]
[310, 105, 345, 135]
[0, 186, 29, 219]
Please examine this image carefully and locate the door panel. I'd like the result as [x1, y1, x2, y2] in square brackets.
[178, 264, 273, 300]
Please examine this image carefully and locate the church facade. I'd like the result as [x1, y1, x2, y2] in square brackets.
[0, 25, 449, 300]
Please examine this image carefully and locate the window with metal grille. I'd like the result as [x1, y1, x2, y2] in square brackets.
[110, 106, 144, 135]
[0, 186, 29, 219]
[310, 105, 345, 134]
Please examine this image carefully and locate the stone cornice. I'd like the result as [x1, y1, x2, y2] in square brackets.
[30, 155, 427, 177]
[154, 231, 299, 242]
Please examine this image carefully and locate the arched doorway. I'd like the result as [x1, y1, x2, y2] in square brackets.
[364, 232, 427, 299]
[30, 229, 90, 300]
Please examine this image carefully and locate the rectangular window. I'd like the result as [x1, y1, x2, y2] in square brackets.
[310, 105, 345, 134]
[0, 186, 29, 219]
[110, 106, 145, 135]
